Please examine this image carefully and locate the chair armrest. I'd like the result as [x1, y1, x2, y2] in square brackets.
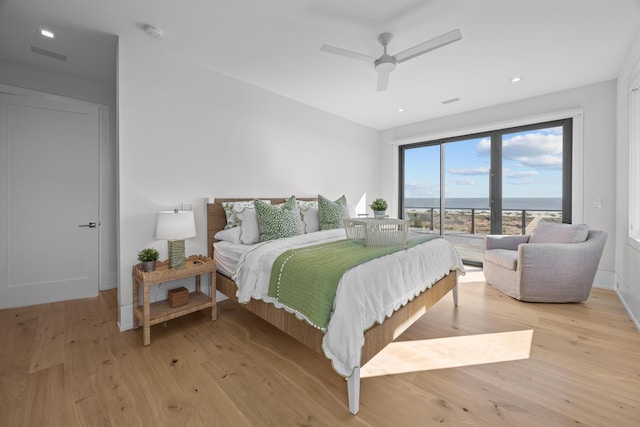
[484, 234, 530, 251]
[517, 234, 607, 282]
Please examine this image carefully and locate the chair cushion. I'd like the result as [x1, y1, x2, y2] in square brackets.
[483, 249, 518, 271]
[529, 221, 589, 244]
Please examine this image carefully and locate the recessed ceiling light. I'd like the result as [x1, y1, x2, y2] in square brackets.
[397, 108, 405, 113]
[40, 29, 55, 39]
[511, 76, 522, 83]
[442, 97, 460, 105]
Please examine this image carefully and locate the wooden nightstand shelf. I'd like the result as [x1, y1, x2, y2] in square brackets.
[132, 255, 217, 345]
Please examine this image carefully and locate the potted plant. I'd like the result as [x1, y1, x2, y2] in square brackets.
[138, 248, 160, 272]
[369, 198, 388, 219]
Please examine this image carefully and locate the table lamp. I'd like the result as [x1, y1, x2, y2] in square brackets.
[155, 209, 196, 269]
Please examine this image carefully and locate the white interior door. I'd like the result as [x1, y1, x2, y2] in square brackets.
[0, 92, 100, 308]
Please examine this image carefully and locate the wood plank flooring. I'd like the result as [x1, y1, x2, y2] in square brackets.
[1, 282, 639, 426]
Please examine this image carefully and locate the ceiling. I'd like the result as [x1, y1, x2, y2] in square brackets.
[1, 0, 639, 130]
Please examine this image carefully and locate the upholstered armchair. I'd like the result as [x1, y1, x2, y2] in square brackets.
[483, 221, 607, 302]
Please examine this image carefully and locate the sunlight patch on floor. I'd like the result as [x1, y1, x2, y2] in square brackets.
[459, 264, 485, 283]
[361, 330, 533, 378]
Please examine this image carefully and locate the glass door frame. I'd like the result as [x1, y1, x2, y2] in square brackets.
[399, 117, 573, 265]
[399, 131, 493, 266]
[490, 118, 573, 234]
[399, 130, 493, 221]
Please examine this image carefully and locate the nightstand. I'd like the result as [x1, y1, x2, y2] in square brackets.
[132, 255, 217, 345]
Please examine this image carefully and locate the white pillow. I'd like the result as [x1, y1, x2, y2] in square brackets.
[298, 200, 319, 233]
[222, 200, 270, 230]
[214, 227, 241, 244]
[220, 200, 272, 244]
[236, 206, 262, 244]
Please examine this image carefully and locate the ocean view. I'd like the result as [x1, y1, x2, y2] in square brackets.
[405, 197, 562, 211]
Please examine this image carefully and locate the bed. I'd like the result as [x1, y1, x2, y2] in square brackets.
[207, 197, 464, 414]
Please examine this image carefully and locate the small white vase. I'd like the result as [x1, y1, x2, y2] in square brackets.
[373, 210, 386, 219]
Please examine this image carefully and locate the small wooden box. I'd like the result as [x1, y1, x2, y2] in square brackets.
[167, 287, 189, 307]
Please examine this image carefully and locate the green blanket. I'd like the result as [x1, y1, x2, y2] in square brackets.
[268, 235, 438, 329]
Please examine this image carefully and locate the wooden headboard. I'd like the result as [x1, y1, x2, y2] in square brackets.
[207, 197, 317, 258]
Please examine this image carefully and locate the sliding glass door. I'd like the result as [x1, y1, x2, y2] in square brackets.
[401, 134, 491, 264]
[400, 119, 572, 265]
[442, 136, 491, 262]
[494, 121, 571, 236]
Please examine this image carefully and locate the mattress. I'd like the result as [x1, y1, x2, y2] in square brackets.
[213, 240, 256, 277]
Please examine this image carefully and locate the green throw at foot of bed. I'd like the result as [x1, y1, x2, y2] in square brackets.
[268, 235, 439, 329]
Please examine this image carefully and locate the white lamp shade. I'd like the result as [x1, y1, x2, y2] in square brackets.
[155, 210, 196, 240]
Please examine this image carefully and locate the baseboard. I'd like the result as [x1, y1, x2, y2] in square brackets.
[100, 271, 117, 291]
[119, 303, 134, 332]
[592, 269, 615, 290]
[615, 274, 640, 332]
[116, 270, 629, 330]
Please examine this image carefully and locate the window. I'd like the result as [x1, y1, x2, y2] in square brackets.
[629, 61, 640, 248]
[400, 119, 572, 266]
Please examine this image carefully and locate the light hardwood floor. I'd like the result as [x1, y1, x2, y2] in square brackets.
[1, 280, 639, 426]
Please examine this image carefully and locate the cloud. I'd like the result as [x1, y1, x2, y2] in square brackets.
[447, 167, 490, 176]
[474, 131, 563, 170]
[455, 178, 476, 185]
[519, 155, 562, 169]
[503, 133, 562, 159]
[504, 169, 539, 178]
[475, 138, 491, 156]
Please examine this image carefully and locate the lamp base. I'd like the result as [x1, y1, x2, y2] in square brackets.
[168, 240, 186, 269]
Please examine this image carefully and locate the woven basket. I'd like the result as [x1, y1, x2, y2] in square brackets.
[167, 287, 189, 307]
[344, 218, 409, 248]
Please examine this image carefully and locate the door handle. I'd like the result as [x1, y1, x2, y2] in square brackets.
[79, 222, 97, 228]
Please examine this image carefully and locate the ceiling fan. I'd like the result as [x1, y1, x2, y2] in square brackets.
[320, 29, 462, 92]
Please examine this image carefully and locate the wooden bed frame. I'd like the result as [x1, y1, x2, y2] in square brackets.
[207, 198, 458, 414]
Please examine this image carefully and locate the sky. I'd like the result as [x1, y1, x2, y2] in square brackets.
[404, 125, 563, 200]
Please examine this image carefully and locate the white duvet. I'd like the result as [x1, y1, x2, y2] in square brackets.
[230, 229, 465, 377]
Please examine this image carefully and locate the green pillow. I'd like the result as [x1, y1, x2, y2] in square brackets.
[318, 194, 349, 230]
[254, 196, 304, 241]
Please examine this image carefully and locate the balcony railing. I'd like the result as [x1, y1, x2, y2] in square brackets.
[404, 206, 562, 236]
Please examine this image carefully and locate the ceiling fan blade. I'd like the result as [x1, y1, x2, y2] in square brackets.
[394, 29, 462, 64]
[376, 70, 390, 92]
[320, 44, 376, 63]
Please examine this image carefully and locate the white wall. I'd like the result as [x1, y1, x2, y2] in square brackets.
[616, 38, 640, 329]
[379, 80, 618, 286]
[0, 61, 118, 291]
[117, 38, 379, 330]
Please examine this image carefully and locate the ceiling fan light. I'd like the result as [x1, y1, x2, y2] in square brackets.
[375, 62, 396, 73]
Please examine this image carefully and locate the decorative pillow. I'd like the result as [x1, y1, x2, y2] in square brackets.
[529, 221, 589, 244]
[214, 227, 241, 244]
[255, 196, 304, 241]
[318, 194, 349, 230]
[298, 200, 320, 233]
[222, 200, 270, 230]
[236, 207, 262, 244]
